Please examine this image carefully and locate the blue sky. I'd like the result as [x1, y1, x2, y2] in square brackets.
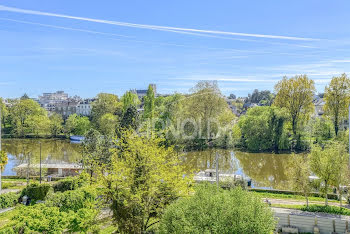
[0, 1, 350, 98]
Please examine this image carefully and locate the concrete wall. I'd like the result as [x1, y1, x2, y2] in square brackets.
[274, 207, 350, 233]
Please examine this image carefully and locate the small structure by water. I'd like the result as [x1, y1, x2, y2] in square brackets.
[194, 169, 251, 186]
[14, 163, 83, 177]
[70, 135, 85, 143]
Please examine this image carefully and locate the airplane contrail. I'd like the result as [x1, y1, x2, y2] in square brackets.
[0, 5, 319, 41]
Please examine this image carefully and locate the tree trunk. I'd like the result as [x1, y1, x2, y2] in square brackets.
[305, 194, 309, 208]
[0, 169, 2, 192]
[339, 185, 342, 207]
[334, 118, 339, 136]
[325, 180, 328, 206]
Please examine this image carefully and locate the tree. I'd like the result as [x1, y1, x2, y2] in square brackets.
[287, 154, 312, 207]
[159, 184, 276, 233]
[65, 114, 91, 136]
[100, 130, 191, 233]
[0, 98, 7, 130]
[121, 106, 138, 130]
[143, 85, 155, 120]
[82, 129, 114, 175]
[228, 93, 236, 99]
[312, 118, 334, 143]
[8, 99, 46, 137]
[0, 151, 8, 192]
[324, 73, 350, 136]
[247, 89, 274, 106]
[309, 142, 346, 206]
[98, 113, 118, 136]
[184, 81, 229, 144]
[274, 75, 316, 136]
[121, 91, 140, 112]
[25, 114, 51, 137]
[239, 106, 288, 152]
[49, 113, 64, 137]
[91, 93, 121, 125]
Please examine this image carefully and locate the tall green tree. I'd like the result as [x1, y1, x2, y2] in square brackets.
[49, 113, 64, 137]
[91, 93, 121, 124]
[184, 81, 229, 144]
[143, 85, 155, 120]
[101, 130, 191, 233]
[324, 73, 350, 136]
[98, 113, 118, 136]
[8, 99, 46, 137]
[310, 142, 346, 206]
[239, 106, 288, 152]
[287, 154, 312, 207]
[25, 114, 51, 137]
[65, 114, 91, 136]
[274, 75, 315, 136]
[121, 91, 140, 112]
[0, 98, 7, 130]
[121, 106, 138, 130]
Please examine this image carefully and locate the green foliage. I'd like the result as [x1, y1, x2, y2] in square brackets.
[0, 151, 8, 170]
[274, 75, 315, 136]
[91, 93, 122, 125]
[246, 89, 274, 106]
[24, 114, 51, 136]
[98, 113, 119, 136]
[301, 204, 350, 215]
[121, 91, 140, 112]
[52, 173, 89, 192]
[0, 204, 98, 234]
[67, 208, 99, 233]
[101, 130, 192, 233]
[7, 204, 69, 233]
[324, 73, 350, 135]
[8, 99, 47, 137]
[65, 114, 91, 136]
[143, 84, 155, 120]
[310, 142, 348, 205]
[159, 184, 276, 233]
[49, 113, 64, 137]
[21, 182, 51, 201]
[312, 118, 335, 143]
[121, 105, 138, 130]
[0, 192, 19, 209]
[239, 106, 289, 152]
[46, 186, 98, 212]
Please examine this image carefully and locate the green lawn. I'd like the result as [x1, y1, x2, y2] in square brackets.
[251, 191, 339, 203]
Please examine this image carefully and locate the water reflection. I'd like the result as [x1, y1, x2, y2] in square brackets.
[1, 139, 82, 176]
[1, 139, 293, 189]
[184, 149, 292, 189]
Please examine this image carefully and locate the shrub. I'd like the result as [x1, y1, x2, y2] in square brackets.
[46, 186, 98, 212]
[301, 204, 350, 216]
[20, 182, 51, 201]
[0, 192, 19, 209]
[53, 172, 89, 192]
[159, 184, 276, 233]
[4, 204, 69, 233]
[67, 208, 99, 233]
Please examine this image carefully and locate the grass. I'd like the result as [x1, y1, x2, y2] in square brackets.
[0, 208, 17, 228]
[251, 191, 339, 203]
[272, 204, 350, 216]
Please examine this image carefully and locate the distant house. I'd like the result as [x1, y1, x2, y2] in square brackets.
[76, 99, 94, 116]
[314, 98, 325, 117]
[55, 99, 80, 119]
[15, 163, 83, 177]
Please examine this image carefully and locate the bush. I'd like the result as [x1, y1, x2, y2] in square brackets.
[159, 184, 276, 233]
[46, 186, 98, 212]
[67, 208, 99, 233]
[20, 182, 51, 201]
[53, 172, 89, 192]
[301, 204, 350, 215]
[0, 192, 19, 209]
[3, 204, 69, 233]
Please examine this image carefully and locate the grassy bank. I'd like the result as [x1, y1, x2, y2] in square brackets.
[272, 204, 350, 216]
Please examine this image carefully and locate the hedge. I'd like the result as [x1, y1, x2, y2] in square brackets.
[21, 182, 51, 201]
[53, 173, 89, 192]
[0, 192, 19, 209]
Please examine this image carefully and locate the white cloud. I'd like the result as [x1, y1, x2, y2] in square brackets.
[0, 5, 319, 41]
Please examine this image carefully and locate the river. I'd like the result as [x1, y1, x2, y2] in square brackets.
[1, 139, 292, 189]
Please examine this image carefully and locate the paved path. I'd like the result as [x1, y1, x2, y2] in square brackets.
[0, 189, 20, 194]
[0, 207, 14, 214]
